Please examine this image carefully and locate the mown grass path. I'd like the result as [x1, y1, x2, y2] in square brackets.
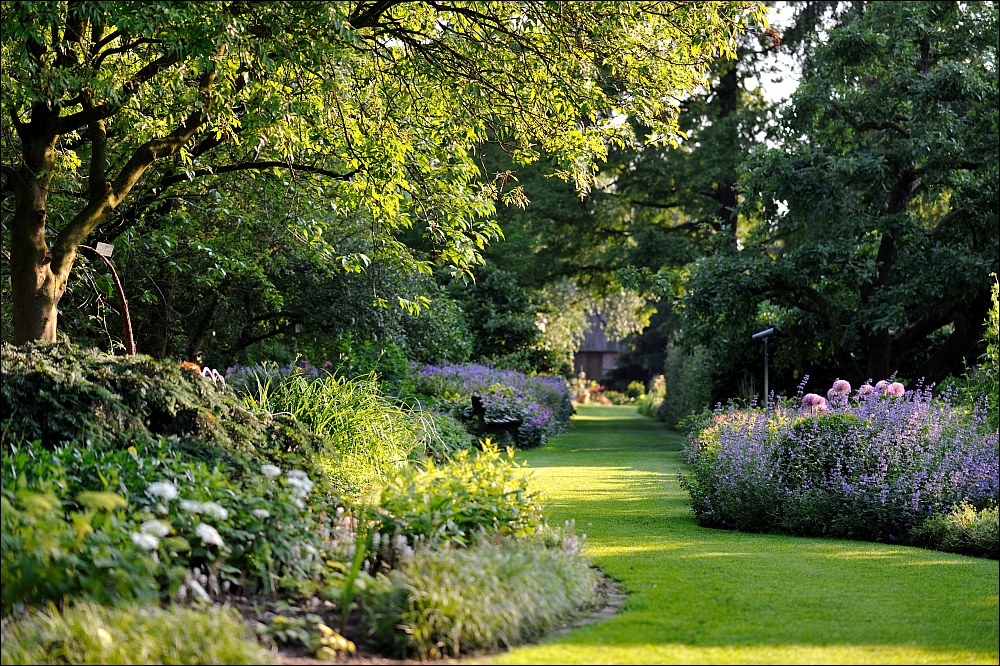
[480, 404, 999, 665]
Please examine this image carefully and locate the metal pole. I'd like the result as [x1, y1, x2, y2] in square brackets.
[79, 245, 137, 354]
[763, 336, 769, 409]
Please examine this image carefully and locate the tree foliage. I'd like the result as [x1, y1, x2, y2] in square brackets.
[681, 0, 999, 391]
[1, 0, 766, 345]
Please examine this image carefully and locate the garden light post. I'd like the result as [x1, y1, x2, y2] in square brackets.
[79, 243, 137, 355]
[752, 327, 775, 408]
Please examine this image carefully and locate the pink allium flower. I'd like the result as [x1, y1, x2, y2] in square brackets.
[857, 383, 875, 396]
[875, 380, 890, 392]
[830, 379, 851, 396]
[802, 393, 830, 413]
[887, 381, 905, 397]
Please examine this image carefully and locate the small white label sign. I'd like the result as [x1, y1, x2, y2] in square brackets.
[95, 242, 114, 257]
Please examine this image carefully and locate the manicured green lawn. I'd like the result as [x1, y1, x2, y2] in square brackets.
[479, 404, 999, 665]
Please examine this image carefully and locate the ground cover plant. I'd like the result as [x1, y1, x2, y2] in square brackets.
[488, 404, 999, 665]
[408, 362, 575, 448]
[679, 378, 999, 557]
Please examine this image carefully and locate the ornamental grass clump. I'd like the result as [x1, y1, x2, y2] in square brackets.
[363, 536, 597, 660]
[0, 602, 273, 665]
[681, 378, 999, 555]
[239, 369, 421, 498]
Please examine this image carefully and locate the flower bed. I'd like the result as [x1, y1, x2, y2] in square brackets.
[680, 378, 999, 556]
[408, 363, 574, 448]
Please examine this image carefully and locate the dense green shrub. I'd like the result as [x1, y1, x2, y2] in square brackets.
[1, 489, 160, 616]
[774, 412, 866, 489]
[0, 341, 327, 479]
[636, 374, 665, 417]
[375, 444, 544, 547]
[910, 502, 999, 559]
[363, 536, 597, 659]
[965, 274, 999, 433]
[0, 602, 274, 665]
[1, 439, 346, 611]
[657, 343, 713, 428]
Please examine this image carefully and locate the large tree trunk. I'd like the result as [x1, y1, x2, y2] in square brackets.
[10, 122, 61, 344]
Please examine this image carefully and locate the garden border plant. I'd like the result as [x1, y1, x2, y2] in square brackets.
[679, 376, 999, 557]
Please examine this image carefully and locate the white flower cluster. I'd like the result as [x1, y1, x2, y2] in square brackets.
[261, 464, 281, 478]
[285, 469, 314, 509]
[195, 523, 225, 548]
[141, 520, 171, 537]
[145, 481, 179, 502]
[131, 532, 160, 551]
[179, 499, 229, 520]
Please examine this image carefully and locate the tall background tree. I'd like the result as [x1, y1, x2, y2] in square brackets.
[681, 0, 998, 396]
[1, 1, 766, 352]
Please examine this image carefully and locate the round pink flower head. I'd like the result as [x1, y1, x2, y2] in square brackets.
[887, 381, 905, 397]
[875, 380, 890, 393]
[802, 393, 829, 413]
[857, 383, 875, 397]
[830, 379, 851, 396]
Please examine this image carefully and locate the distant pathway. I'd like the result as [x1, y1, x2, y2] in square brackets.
[480, 404, 999, 665]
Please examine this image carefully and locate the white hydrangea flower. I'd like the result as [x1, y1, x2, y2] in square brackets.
[261, 464, 281, 478]
[252, 509, 270, 519]
[199, 501, 228, 520]
[178, 500, 228, 520]
[285, 471, 314, 497]
[145, 481, 179, 502]
[140, 520, 171, 537]
[286, 469, 310, 481]
[195, 523, 225, 548]
[131, 532, 160, 550]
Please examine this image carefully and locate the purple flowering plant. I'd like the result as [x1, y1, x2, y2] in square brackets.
[680, 375, 999, 553]
[407, 362, 574, 448]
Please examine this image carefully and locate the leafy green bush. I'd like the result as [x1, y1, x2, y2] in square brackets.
[657, 344, 713, 427]
[2, 436, 351, 609]
[0, 341, 326, 479]
[774, 412, 865, 489]
[965, 274, 999, 432]
[1, 489, 160, 616]
[363, 536, 597, 659]
[636, 374, 665, 417]
[0, 602, 274, 665]
[375, 444, 544, 547]
[910, 502, 999, 559]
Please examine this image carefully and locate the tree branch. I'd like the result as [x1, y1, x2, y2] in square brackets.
[57, 52, 182, 133]
[348, 0, 403, 29]
[156, 161, 362, 190]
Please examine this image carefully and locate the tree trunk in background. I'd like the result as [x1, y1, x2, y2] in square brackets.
[10, 116, 61, 344]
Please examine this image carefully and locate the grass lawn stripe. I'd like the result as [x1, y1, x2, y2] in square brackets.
[478, 404, 999, 665]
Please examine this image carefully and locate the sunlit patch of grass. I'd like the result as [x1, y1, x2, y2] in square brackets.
[482, 404, 999, 666]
